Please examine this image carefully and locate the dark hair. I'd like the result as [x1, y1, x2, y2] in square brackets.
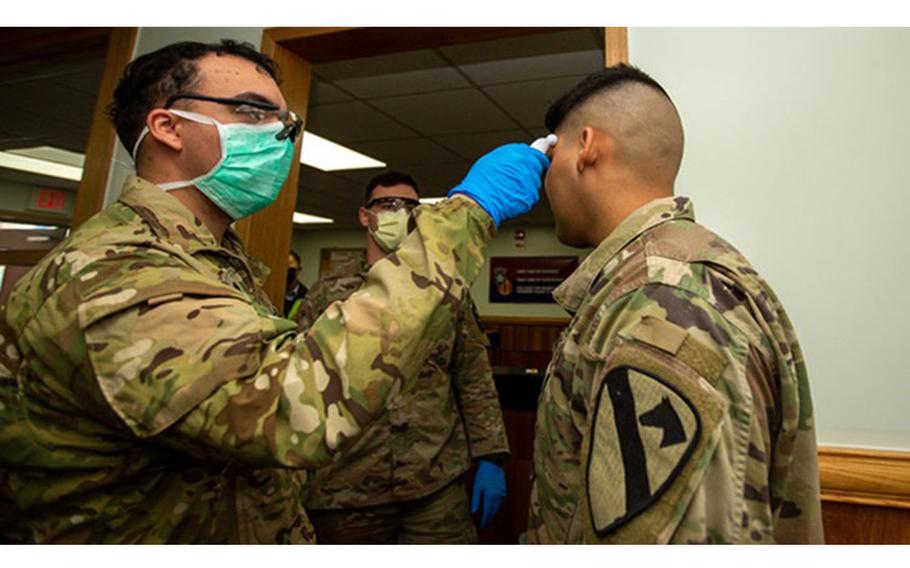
[289, 250, 300, 264]
[544, 64, 671, 133]
[364, 170, 420, 203]
[107, 39, 280, 157]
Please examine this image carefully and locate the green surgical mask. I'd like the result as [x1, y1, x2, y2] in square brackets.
[132, 109, 294, 219]
[369, 209, 411, 252]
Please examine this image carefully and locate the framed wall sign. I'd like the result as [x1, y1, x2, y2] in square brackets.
[489, 256, 579, 304]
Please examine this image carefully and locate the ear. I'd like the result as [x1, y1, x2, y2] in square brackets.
[575, 127, 596, 174]
[358, 206, 371, 229]
[146, 109, 183, 153]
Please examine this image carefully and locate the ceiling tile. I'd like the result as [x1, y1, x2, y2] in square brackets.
[0, 81, 96, 129]
[317, 49, 450, 81]
[370, 89, 517, 136]
[296, 192, 360, 227]
[305, 100, 416, 143]
[483, 75, 590, 129]
[49, 62, 105, 95]
[434, 129, 533, 162]
[44, 130, 91, 154]
[0, 110, 66, 143]
[331, 169, 382, 187]
[337, 67, 469, 99]
[455, 50, 602, 86]
[308, 78, 353, 106]
[440, 29, 601, 65]
[349, 138, 464, 169]
[298, 168, 366, 194]
[404, 161, 470, 190]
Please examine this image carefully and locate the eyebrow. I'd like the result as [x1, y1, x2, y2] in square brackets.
[232, 91, 279, 108]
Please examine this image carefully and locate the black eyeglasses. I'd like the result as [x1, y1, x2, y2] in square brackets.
[366, 196, 420, 213]
[164, 93, 303, 143]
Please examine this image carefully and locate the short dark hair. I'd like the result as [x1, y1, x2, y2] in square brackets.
[289, 250, 300, 264]
[544, 64, 671, 133]
[107, 39, 280, 157]
[364, 170, 420, 203]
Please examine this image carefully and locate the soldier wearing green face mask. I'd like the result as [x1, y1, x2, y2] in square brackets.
[0, 41, 550, 544]
[296, 171, 510, 544]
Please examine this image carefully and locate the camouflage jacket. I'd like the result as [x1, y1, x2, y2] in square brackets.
[527, 197, 823, 544]
[297, 256, 509, 509]
[0, 176, 492, 543]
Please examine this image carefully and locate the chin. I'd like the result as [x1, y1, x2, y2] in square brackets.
[554, 223, 589, 249]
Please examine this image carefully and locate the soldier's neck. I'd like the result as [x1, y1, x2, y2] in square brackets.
[365, 234, 385, 266]
[168, 187, 232, 243]
[587, 179, 673, 246]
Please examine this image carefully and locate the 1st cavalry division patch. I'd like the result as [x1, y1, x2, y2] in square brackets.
[587, 365, 701, 534]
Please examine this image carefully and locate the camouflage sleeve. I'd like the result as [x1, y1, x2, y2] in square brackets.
[294, 274, 335, 332]
[79, 197, 494, 470]
[451, 297, 509, 459]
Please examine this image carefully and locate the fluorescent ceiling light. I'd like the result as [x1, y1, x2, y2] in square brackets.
[293, 212, 334, 225]
[300, 131, 385, 172]
[0, 222, 59, 231]
[419, 197, 446, 205]
[0, 147, 84, 181]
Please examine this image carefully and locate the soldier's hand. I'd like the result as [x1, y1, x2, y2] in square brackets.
[471, 459, 507, 529]
[448, 142, 550, 227]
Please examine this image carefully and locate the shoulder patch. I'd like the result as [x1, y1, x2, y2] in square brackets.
[588, 365, 700, 534]
[583, 340, 728, 543]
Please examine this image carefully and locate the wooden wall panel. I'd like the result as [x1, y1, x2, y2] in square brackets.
[822, 502, 910, 544]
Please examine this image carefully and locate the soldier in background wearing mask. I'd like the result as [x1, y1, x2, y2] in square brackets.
[284, 250, 308, 319]
[297, 171, 509, 544]
[0, 40, 548, 543]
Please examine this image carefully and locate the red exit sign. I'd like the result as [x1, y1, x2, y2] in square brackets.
[31, 188, 67, 212]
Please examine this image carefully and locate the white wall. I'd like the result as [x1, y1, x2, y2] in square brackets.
[630, 28, 910, 450]
[292, 225, 589, 318]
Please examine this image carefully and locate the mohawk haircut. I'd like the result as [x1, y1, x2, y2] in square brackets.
[544, 64, 672, 133]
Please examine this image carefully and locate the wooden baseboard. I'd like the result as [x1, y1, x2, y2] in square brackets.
[819, 446, 910, 509]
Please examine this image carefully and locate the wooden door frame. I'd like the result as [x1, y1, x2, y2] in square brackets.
[238, 27, 629, 306]
[70, 28, 139, 229]
[0, 27, 138, 268]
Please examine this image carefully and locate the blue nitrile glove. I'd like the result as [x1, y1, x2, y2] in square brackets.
[471, 459, 507, 529]
[448, 143, 550, 227]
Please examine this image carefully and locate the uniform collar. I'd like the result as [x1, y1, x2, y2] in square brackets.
[553, 196, 695, 312]
[118, 176, 270, 285]
[119, 175, 221, 250]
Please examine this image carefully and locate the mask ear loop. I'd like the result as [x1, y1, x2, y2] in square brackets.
[146, 110, 228, 192]
[132, 109, 219, 163]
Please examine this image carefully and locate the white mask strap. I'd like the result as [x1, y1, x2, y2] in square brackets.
[130, 109, 220, 163]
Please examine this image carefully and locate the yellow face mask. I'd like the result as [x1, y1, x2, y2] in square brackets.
[369, 209, 411, 252]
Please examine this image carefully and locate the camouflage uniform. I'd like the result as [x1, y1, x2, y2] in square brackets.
[528, 197, 823, 544]
[0, 176, 492, 543]
[297, 255, 509, 543]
